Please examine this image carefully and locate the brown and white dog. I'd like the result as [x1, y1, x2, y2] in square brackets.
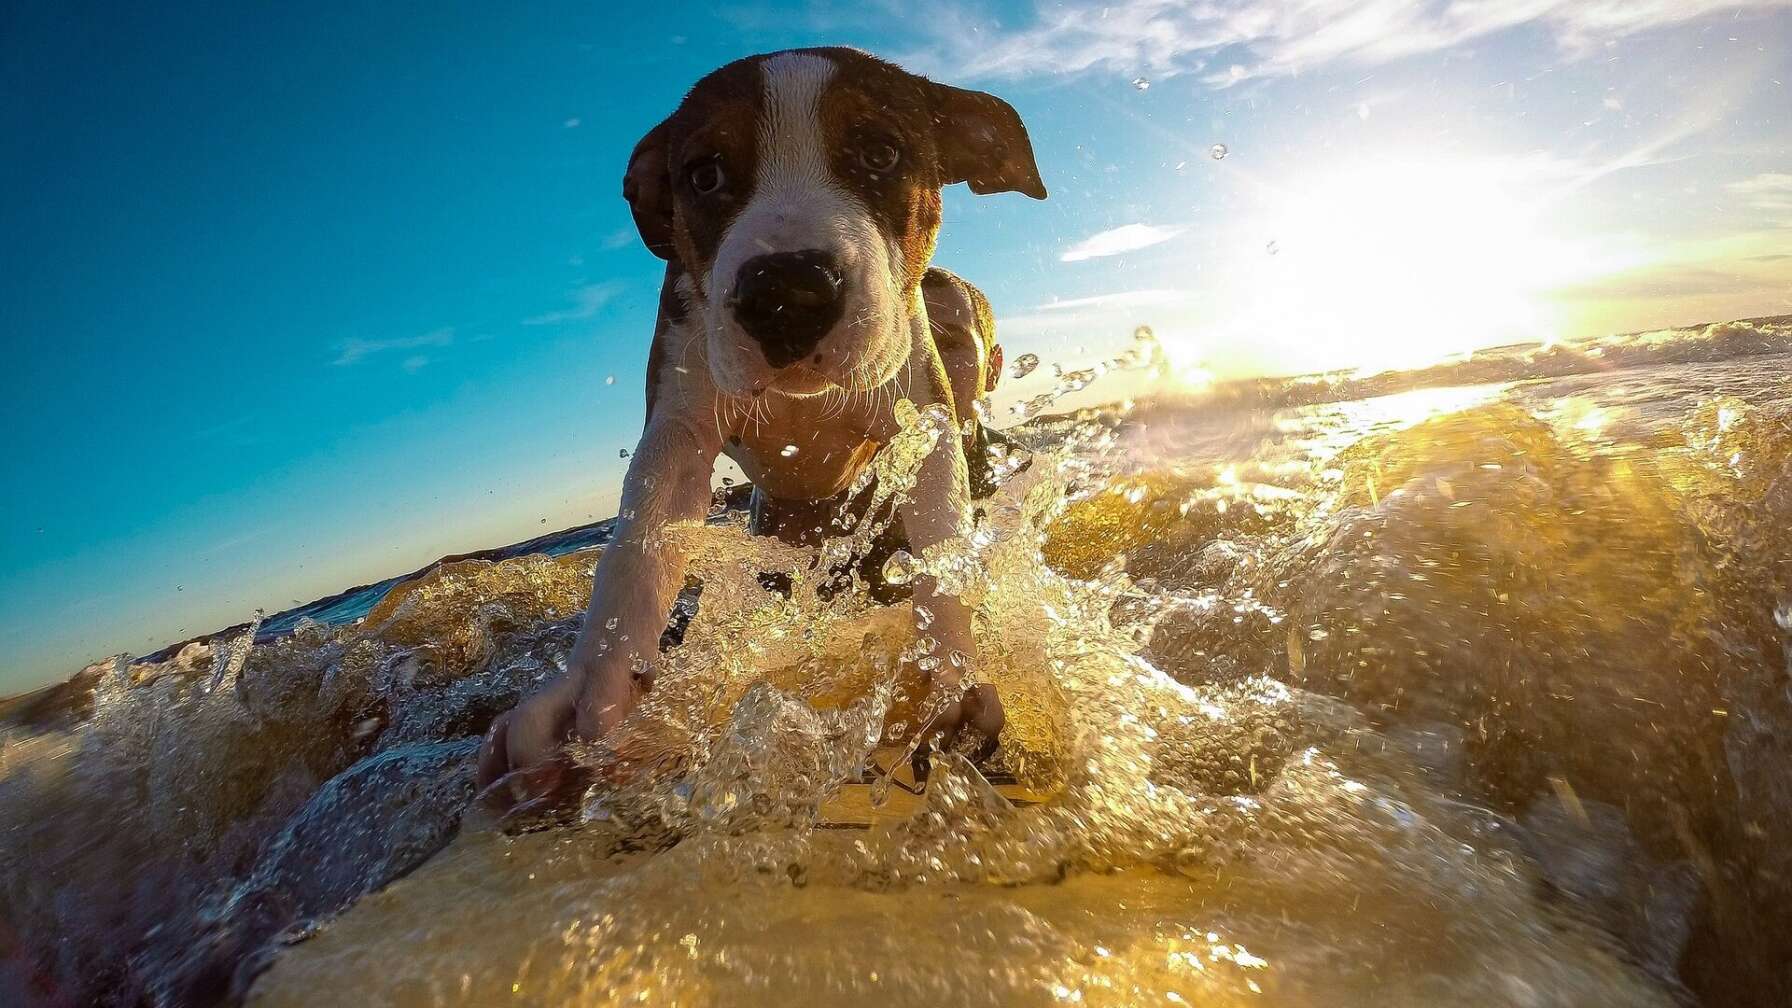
[477, 47, 1046, 810]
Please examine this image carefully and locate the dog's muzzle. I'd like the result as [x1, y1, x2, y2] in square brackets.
[729, 250, 847, 369]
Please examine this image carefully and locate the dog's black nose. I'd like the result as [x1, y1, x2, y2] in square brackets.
[731, 251, 846, 368]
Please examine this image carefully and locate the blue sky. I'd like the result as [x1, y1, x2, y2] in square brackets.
[3, 0, 1789, 693]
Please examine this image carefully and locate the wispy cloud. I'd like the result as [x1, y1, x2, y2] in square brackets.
[1559, 266, 1780, 301]
[203, 526, 272, 555]
[332, 327, 454, 366]
[899, 0, 1792, 85]
[187, 411, 262, 446]
[1036, 289, 1191, 311]
[1730, 173, 1792, 221]
[524, 280, 627, 325]
[998, 287, 1197, 340]
[598, 227, 636, 252]
[1060, 223, 1183, 262]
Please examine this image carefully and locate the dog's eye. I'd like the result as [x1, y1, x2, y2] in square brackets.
[860, 141, 900, 174]
[688, 159, 725, 194]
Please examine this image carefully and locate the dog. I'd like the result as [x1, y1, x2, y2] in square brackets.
[477, 47, 1046, 811]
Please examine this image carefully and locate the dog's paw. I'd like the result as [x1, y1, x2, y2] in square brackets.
[911, 682, 1005, 781]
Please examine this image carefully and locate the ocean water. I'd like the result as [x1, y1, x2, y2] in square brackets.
[2, 320, 1789, 1007]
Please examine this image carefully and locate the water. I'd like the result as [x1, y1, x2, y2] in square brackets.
[3, 319, 1789, 1007]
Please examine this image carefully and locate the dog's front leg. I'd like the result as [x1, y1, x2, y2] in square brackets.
[568, 416, 718, 731]
[479, 414, 717, 796]
[891, 346, 1004, 770]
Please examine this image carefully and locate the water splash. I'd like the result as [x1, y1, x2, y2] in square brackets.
[254, 381, 1722, 1005]
[10, 336, 1789, 1006]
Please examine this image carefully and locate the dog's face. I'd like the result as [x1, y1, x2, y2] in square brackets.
[623, 48, 1045, 399]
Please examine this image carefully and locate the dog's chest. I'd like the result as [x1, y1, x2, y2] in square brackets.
[721, 394, 886, 500]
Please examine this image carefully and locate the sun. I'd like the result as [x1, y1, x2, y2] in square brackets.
[1204, 157, 1638, 375]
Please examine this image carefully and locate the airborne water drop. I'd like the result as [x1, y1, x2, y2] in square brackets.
[882, 550, 918, 586]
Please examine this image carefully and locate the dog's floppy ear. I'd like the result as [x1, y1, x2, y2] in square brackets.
[928, 83, 1047, 200]
[622, 118, 675, 259]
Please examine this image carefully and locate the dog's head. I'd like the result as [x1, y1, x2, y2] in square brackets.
[623, 48, 1045, 399]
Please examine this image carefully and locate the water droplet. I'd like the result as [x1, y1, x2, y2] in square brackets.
[1011, 353, 1041, 379]
[1210, 143, 1228, 160]
[882, 550, 918, 586]
[1265, 240, 1279, 255]
[1131, 77, 1151, 91]
[721, 476, 735, 487]
[780, 444, 798, 458]
[605, 375, 616, 385]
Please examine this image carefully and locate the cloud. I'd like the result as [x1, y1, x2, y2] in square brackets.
[1060, 223, 1183, 262]
[998, 287, 1198, 340]
[332, 328, 454, 366]
[898, 0, 1792, 85]
[523, 280, 627, 325]
[188, 412, 261, 446]
[1036, 289, 1191, 310]
[1729, 173, 1792, 220]
[1730, 173, 1792, 197]
[1558, 266, 1778, 302]
[203, 526, 272, 555]
[598, 227, 636, 251]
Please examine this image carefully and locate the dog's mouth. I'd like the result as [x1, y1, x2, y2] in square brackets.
[766, 362, 838, 397]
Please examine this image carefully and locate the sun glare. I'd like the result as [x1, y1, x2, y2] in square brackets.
[1208, 159, 1641, 375]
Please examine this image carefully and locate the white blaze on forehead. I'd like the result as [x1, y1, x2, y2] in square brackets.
[703, 50, 909, 396]
[756, 52, 838, 198]
[709, 51, 858, 294]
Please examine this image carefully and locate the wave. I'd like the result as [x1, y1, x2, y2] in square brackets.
[2, 325, 1789, 1006]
